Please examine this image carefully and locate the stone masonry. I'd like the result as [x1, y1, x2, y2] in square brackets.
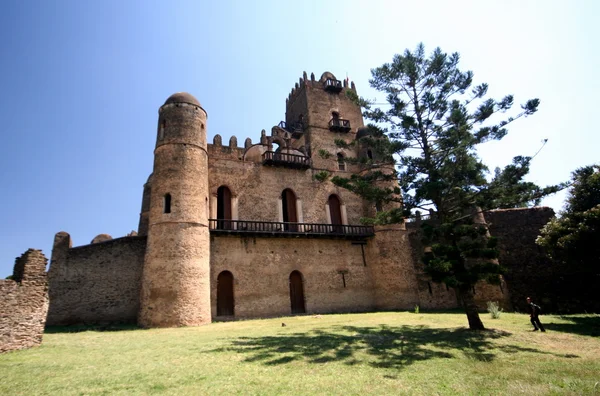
[0, 249, 49, 353]
[42, 72, 563, 328]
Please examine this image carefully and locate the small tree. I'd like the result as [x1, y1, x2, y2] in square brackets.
[328, 44, 564, 329]
[537, 165, 600, 276]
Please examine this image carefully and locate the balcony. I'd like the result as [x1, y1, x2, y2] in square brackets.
[324, 78, 343, 93]
[329, 118, 351, 132]
[209, 219, 374, 239]
[277, 121, 305, 138]
[262, 151, 311, 169]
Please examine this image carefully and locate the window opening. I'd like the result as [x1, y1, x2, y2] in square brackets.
[337, 153, 345, 171]
[164, 193, 171, 214]
[217, 186, 232, 230]
[282, 189, 298, 232]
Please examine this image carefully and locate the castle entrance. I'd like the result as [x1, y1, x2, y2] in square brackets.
[289, 270, 306, 314]
[217, 271, 234, 316]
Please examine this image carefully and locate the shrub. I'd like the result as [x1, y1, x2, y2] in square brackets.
[487, 301, 503, 319]
[414, 305, 420, 314]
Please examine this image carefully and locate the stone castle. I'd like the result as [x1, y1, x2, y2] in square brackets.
[41, 72, 555, 328]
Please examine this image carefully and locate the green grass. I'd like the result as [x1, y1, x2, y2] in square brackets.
[1, 312, 599, 395]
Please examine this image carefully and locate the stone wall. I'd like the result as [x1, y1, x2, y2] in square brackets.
[485, 207, 563, 312]
[47, 233, 146, 326]
[206, 153, 367, 226]
[0, 249, 49, 353]
[210, 235, 377, 319]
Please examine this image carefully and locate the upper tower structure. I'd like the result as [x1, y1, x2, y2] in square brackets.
[285, 72, 364, 170]
[138, 92, 211, 327]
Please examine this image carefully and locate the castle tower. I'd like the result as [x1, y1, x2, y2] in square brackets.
[138, 92, 211, 328]
[285, 72, 364, 170]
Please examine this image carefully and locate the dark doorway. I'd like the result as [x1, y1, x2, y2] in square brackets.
[217, 186, 232, 229]
[217, 271, 234, 316]
[289, 271, 306, 314]
[328, 194, 343, 233]
[281, 189, 298, 231]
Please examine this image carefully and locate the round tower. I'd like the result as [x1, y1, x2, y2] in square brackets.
[139, 92, 211, 327]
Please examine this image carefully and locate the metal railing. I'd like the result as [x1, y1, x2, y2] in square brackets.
[329, 118, 351, 132]
[324, 78, 343, 92]
[209, 219, 374, 238]
[262, 151, 311, 168]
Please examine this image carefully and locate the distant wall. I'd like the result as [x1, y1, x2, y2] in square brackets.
[47, 233, 146, 326]
[0, 249, 49, 353]
[485, 207, 555, 312]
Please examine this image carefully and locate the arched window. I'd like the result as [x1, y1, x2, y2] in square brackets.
[163, 193, 171, 214]
[331, 111, 340, 128]
[289, 270, 306, 314]
[328, 194, 343, 233]
[337, 153, 345, 171]
[217, 271, 234, 316]
[217, 186, 232, 230]
[282, 189, 298, 232]
[367, 149, 373, 160]
[375, 201, 383, 213]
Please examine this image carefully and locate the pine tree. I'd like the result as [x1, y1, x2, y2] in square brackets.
[328, 44, 564, 329]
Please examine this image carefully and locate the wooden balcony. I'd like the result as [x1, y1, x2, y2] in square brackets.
[324, 78, 343, 93]
[277, 121, 305, 138]
[209, 219, 374, 239]
[329, 118, 351, 132]
[262, 151, 311, 169]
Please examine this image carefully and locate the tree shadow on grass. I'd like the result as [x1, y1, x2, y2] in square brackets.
[544, 315, 600, 337]
[210, 324, 566, 369]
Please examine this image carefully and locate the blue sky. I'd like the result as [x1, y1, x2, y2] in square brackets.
[0, 0, 598, 277]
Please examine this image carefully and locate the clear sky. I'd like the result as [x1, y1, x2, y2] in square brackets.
[0, 0, 598, 277]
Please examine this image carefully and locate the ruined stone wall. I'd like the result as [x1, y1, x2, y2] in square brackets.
[210, 235, 377, 318]
[484, 207, 561, 312]
[47, 234, 146, 325]
[0, 249, 48, 353]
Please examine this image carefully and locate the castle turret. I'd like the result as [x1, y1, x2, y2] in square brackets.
[138, 92, 211, 327]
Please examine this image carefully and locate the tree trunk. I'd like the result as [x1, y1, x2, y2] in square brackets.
[458, 288, 485, 330]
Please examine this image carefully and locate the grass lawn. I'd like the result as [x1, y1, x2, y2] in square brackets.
[1, 311, 599, 395]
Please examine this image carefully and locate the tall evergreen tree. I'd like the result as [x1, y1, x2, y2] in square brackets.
[328, 44, 564, 329]
[537, 165, 600, 289]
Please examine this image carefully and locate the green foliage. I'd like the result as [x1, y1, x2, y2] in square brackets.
[537, 165, 600, 271]
[313, 171, 330, 182]
[487, 301, 503, 319]
[330, 43, 565, 329]
[414, 304, 420, 314]
[5, 275, 14, 280]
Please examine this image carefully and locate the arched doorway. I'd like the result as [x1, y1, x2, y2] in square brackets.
[289, 270, 306, 314]
[217, 186, 232, 230]
[328, 194, 343, 233]
[217, 271, 234, 316]
[282, 189, 298, 232]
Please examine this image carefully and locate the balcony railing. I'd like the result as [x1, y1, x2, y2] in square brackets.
[277, 121, 305, 138]
[209, 219, 374, 239]
[329, 118, 351, 132]
[262, 151, 311, 169]
[324, 78, 343, 93]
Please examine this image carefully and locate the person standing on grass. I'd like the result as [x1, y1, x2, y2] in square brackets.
[526, 297, 545, 332]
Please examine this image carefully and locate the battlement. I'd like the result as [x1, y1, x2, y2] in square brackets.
[286, 71, 357, 108]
